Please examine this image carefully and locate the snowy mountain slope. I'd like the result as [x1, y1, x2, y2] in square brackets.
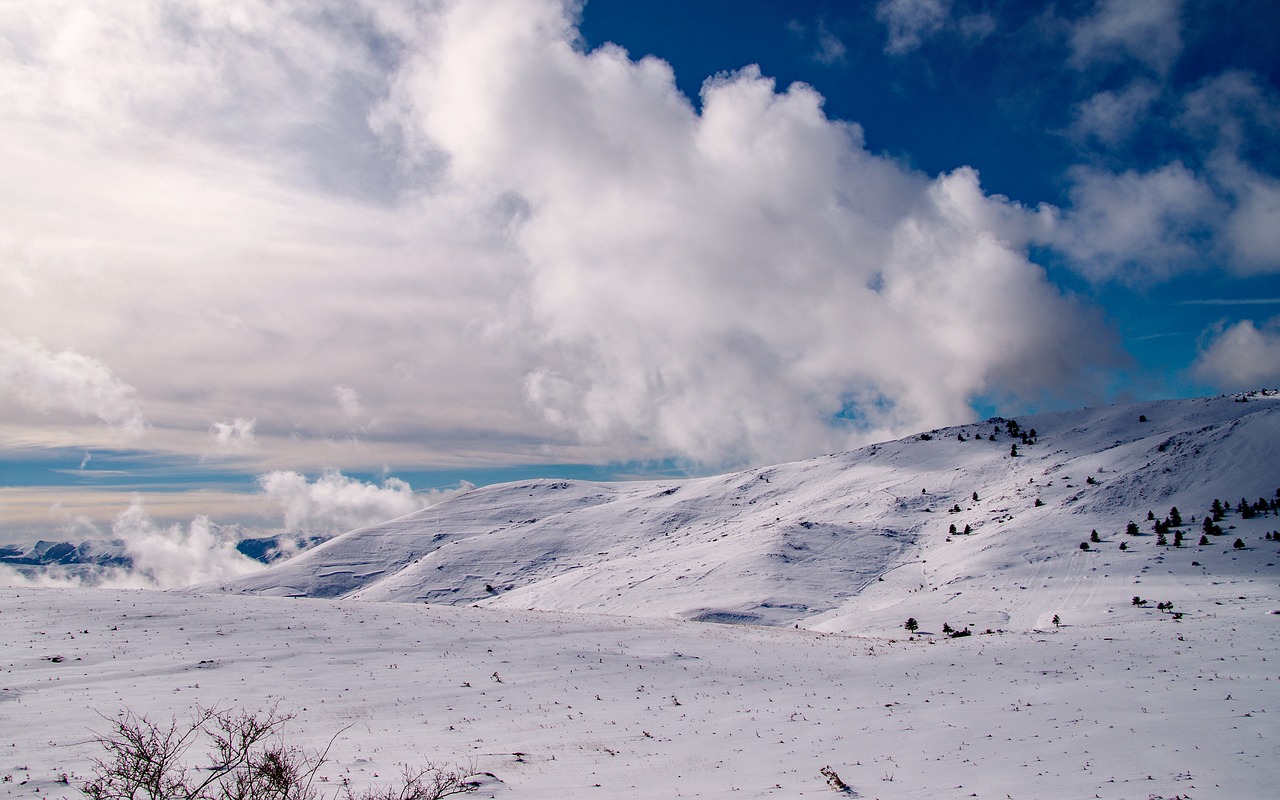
[207, 393, 1280, 634]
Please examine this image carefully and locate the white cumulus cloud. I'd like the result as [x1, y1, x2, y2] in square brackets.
[1222, 171, 1280, 273]
[0, 332, 145, 432]
[1050, 163, 1223, 282]
[1191, 318, 1280, 390]
[0, 0, 1128, 470]
[383, 2, 1119, 462]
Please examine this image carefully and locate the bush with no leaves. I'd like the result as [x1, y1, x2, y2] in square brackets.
[82, 705, 477, 800]
[818, 765, 851, 793]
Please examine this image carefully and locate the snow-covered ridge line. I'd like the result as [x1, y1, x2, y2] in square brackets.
[204, 393, 1280, 635]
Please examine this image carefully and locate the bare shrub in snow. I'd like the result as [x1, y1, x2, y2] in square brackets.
[818, 765, 851, 793]
[81, 706, 478, 800]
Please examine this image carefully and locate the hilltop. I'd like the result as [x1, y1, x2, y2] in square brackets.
[208, 392, 1280, 635]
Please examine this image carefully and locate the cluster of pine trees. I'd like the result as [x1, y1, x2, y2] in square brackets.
[951, 417, 1037, 445]
[1106, 489, 1280, 551]
[1218, 494, 1280, 520]
[903, 617, 974, 638]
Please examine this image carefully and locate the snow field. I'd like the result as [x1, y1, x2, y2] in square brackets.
[2, 584, 1276, 800]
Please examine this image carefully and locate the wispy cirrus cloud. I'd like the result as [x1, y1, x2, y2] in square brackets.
[1178, 298, 1280, 306]
[876, 0, 951, 54]
[874, 0, 993, 55]
[1069, 80, 1161, 147]
[787, 18, 848, 66]
[1067, 0, 1184, 75]
[211, 417, 256, 451]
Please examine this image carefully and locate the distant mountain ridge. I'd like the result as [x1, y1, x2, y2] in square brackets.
[0, 538, 131, 570]
[0, 535, 313, 582]
[206, 392, 1280, 635]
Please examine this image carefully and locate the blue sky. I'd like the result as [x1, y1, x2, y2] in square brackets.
[0, 0, 1277, 546]
[580, 0, 1280, 394]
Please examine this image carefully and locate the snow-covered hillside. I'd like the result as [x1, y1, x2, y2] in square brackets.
[208, 393, 1280, 636]
[5, 393, 1279, 800]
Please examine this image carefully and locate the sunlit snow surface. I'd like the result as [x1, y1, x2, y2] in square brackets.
[4, 394, 1279, 798]
[4, 586, 1277, 799]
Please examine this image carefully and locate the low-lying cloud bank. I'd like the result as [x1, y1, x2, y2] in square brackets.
[0, 501, 259, 591]
[258, 468, 472, 537]
[0, 470, 472, 590]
